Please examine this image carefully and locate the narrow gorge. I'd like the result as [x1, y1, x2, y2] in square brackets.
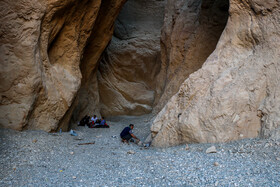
[0, 0, 279, 147]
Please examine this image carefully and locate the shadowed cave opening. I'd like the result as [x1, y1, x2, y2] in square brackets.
[70, 0, 229, 129]
[96, 0, 229, 115]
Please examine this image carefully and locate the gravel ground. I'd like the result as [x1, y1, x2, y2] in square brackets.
[0, 115, 279, 186]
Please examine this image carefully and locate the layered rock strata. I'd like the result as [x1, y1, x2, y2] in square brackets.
[151, 0, 280, 147]
[0, 0, 126, 131]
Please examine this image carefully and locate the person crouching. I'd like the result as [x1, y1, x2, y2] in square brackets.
[120, 124, 139, 144]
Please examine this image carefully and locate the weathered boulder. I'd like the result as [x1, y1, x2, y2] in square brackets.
[0, 0, 126, 131]
[151, 0, 280, 147]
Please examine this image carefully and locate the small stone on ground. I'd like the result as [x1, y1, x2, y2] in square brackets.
[0, 115, 279, 186]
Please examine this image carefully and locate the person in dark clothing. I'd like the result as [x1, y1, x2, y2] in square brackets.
[120, 124, 139, 144]
[92, 117, 110, 128]
[78, 115, 90, 126]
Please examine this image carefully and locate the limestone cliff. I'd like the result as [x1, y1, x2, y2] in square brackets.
[151, 0, 280, 147]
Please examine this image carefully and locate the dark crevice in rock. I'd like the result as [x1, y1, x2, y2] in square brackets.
[153, 0, 229, 114]
[92, 0, 166, 117]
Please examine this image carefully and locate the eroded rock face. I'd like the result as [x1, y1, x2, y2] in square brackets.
[153, 0, 229, 113]
[97, 0, 166, 116]
[0, 0, 126, 131]
[62, 0, 127, 129]
[0, 0, 45, 131]
[1, 0, 279, 146]
[151, 0, 280, 147]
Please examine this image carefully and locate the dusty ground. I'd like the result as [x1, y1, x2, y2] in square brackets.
[0, 115, 279, 186]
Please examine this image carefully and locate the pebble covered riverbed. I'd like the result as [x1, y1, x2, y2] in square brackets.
[0, 115, 279, 186]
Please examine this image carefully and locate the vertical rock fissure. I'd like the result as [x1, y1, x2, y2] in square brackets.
[68, 0, 127, 126]
[153, 0, 229, 114]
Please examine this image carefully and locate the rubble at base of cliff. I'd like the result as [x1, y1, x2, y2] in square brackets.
[0, 115, 279, 186]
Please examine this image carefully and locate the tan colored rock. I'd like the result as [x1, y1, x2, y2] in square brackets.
[127, 150, 135, 154]
[0, 0, 46, 131]
[151, 0, 280, 147]
[0, 0, 126, 131]
[206, 146, 217, 154]
[28, 0, 103, 132]
[97, 0, 166, 116]
[153, 0, 229, 113]
[1, 0, 279, 146]
[70, 0, 127, 123]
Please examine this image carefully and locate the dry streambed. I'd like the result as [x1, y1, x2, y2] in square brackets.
[0, 115, 279, 186]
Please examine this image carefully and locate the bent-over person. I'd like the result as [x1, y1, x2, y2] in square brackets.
[120, 124, 139, 144]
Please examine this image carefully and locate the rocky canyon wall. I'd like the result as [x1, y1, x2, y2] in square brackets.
[0, 0, 126, 131]
[151, 0, 280, 147]
[96, 0, 166, 116]
[62, 0, 127, 129]
[1, 0, 279, 147]
[153, 0, 229, 113]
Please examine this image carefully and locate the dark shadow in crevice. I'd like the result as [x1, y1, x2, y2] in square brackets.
[152, 0, 229, 114]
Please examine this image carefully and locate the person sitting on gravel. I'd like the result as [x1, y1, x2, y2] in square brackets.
[92, 117, 109, 128]
[90, 117, 100, 127]
[89, 115, 98, 128]
[100, 116, 106, 125]
[120, 124, 139, 144]
[78, 115, 90, 126]
[91, 115, 98, 123]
